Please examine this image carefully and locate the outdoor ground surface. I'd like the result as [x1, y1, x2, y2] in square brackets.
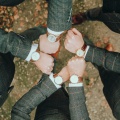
[0, 0, 120, 119]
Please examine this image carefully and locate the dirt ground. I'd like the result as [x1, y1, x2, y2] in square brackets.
[0, 0, 120, 119]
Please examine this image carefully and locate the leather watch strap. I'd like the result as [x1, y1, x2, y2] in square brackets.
[81, 43, 87, 51]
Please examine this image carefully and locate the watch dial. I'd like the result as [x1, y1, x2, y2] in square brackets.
[32, 52, 40, 61]
[76, 49, 84, 57]
[54, 76, 63, 85]
[70, 75, 79, 83]
[48, 35, 56, 42]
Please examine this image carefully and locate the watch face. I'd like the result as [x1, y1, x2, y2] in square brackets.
[70, 75, 79, 84]
[54, 76, 63, 85]
[48, 34, 56, 42]
[31, 52, 40, 61]
[76, 49, 84, 57]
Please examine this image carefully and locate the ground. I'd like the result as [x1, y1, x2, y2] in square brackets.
[0, 0, 120, 119]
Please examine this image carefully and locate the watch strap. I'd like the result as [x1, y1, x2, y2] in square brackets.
[81, 43, 87, 51]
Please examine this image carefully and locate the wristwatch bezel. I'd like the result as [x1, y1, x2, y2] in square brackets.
[54, 75, 63, 85]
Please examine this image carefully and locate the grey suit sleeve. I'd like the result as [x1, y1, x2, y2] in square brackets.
[85, 46, 120, 73]
[11, 75, 57, 120]
[47, 0, 72, 31]
[0, 26, 46, 59]
[67, 87, 90, 120]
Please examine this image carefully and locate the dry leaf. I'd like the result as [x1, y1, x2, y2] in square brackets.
[14, 14, 19, 20]
[35, 3, 41, 11]
[105, 43, 114, 51]
[95, 41, 102, 47]
[103, 37, 109, 44]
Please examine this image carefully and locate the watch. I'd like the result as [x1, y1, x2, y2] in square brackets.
[76, 43, 87, 57]
[70, 75, 83, 84]
[30, 48, 40, 62]
[54, 75, 63, 85]
[47, 32, 61, 43]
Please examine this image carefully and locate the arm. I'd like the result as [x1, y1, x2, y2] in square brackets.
[11, 67, 69, 120]
[64, 28, 120, 73]
[47, 0, 72, 32]
[39, 0, 72, 54]
[67, 87, 90, 120]
[0, 26, 46, 59]
[85, 46, 120, 73]
[11, 75, 57, 120]
[67, 57, 90, 120]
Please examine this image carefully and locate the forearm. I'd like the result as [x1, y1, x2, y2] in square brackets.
[11, 75, 57, 120]
[85, 46, 120, 73]
[67, 87, 90, 120]
[0, 26, 46, 59]
[47, 0, 72, 32]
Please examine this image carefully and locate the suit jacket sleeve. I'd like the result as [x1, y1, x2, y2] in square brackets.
[67, 87, 90, 120]
[47, 0, 72, 32]
[11, 75, 57, 120]
[0, 26, 46, 59]
[85, 46, 120, 73]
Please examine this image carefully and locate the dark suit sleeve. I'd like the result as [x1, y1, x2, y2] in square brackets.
[0, 26, 46, 59]
[85, 46, 120, 73]
[47, 0, 72, 32]
[67, 87, 90, 120]
[11, 75, 57, 120]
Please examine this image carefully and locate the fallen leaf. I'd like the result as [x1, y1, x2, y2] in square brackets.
[103, 37, 109, 44]
[14, 14, 19, 20]
[95, 40, 102, 47]
[105, 43, 114, 51]
[35, 3, 41, 11]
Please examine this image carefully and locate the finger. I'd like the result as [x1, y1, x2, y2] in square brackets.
[68, 30, 76, 39]
[78, 57, 85, 62]
[66, 35, 71, 42]
[71, 28, 82, 37]
[47, 67, 53, 72]
[51, 63, 54, 67]
[44, 69, 51, 75]
[49, 57, 54, 63]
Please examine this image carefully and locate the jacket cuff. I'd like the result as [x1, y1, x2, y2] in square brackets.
[37, 75, 57, 97]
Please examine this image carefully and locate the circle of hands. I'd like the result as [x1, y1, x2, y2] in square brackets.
[34, 28, 86, 83]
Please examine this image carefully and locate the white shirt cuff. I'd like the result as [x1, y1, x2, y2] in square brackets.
[69, 83, 83, 87]
[84, 45, 90, 58]
[49, 73, 61, 89]
[47, 28, 64, 36]
[25, 44, 38, 62]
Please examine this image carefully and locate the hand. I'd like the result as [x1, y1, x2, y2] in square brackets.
[39, 34, 60, 54]
[64, 28, 84, 53]
[67, 56, 86, 77]
[33, 52, 54, 75]
[57, 66, 70, 82]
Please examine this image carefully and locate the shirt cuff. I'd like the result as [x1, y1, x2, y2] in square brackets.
[84, 45, 90, 58]
[69, 83, 83, 87]
[49, 73, 61, 89]
[47, 28, 64, 36]
[25, 44, 38, 62]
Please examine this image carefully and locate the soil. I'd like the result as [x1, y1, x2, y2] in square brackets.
[1, 0, 120, 119]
